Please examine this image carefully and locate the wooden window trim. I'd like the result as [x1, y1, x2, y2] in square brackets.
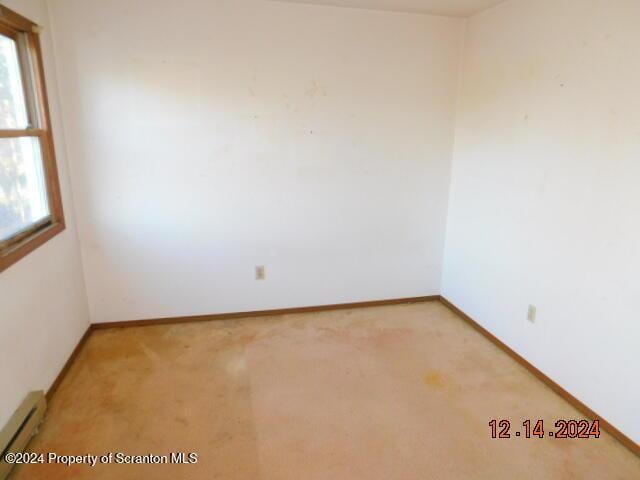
[0, 4, 65, 273]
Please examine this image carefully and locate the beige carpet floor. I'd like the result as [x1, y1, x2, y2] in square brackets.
[12, 302, 640, 479]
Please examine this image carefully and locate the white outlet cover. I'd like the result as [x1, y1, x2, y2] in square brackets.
[527, 305, 537, 323]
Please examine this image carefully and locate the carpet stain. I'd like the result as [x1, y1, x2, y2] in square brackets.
[424, 371, 447, 390]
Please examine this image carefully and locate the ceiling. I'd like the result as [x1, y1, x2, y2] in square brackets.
[272, 0, 506, 17]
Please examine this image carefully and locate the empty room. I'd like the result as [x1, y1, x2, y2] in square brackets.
[1, 0, 639, 478]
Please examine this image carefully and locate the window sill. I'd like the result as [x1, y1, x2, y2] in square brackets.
[0, 221, 66, 273]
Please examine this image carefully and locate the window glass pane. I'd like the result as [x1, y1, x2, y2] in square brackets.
[0, 33, 29, 129]
[0, 137, 50, 241]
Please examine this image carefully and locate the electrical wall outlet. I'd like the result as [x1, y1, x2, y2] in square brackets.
[527, 305, 537, 323]
[255, 265, 266, 280]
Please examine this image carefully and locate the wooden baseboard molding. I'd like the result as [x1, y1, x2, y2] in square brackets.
[46, 295, 638, 457]
[92, 296, 440, 330]
[45, 325, 93, 402]
[439, 296, 639, 457]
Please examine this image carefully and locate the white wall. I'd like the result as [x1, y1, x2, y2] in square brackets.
[443, 0, 640, 443]
[48, 0, 464, 323]
[0, 0, 89, 427]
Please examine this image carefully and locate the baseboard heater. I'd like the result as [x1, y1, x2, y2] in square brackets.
[0, 391, 46, 480]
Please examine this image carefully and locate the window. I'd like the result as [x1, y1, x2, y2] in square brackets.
[0, 5, 64, 272]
